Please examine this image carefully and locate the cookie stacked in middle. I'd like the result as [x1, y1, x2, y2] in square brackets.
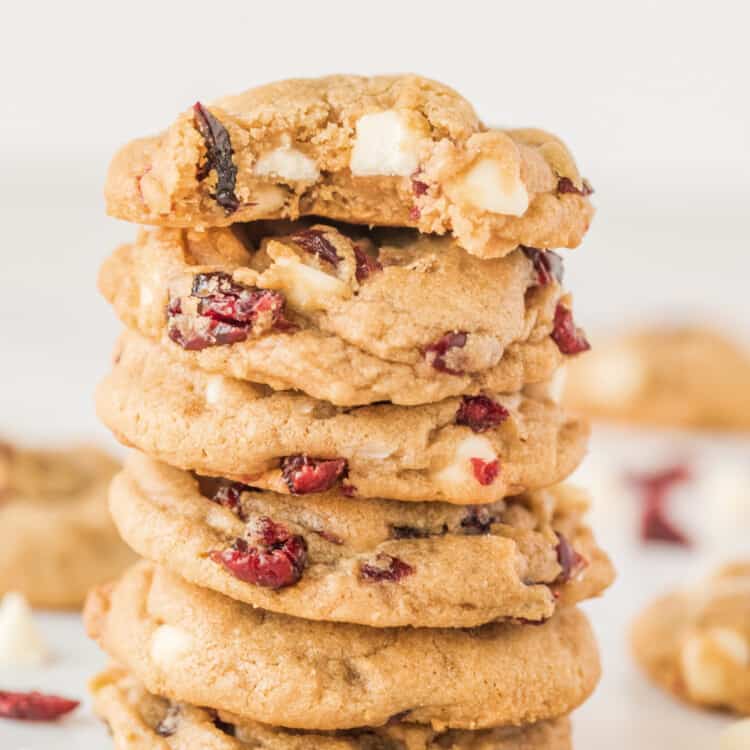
[87, 74, 614, 749]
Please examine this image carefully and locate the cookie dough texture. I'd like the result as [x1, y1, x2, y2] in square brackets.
[91, 666, 573, 750]
[99, 223, 567, 406]
[632, 562, 750, 714]
[110, 453, 614, 628]
[105, 75, 594, 258]
[85, 562, 601, 731]
[565, 327, 750, 431]
[96, 333, 589, 504]
[0, 442, 135, 609]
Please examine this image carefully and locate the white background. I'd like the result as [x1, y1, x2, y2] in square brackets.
[2, 1, 749, 747]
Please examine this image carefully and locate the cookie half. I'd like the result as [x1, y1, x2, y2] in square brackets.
[91, 665, 573, 749]
[85, 562, 601, 731]
[96, 332, 589, 504]
[105, 75, 594, 258]
[0, 441, 135, 608]
[631, 562, 750, 715]
[99, 223, 582, 406]
[109, 453, 614, 628]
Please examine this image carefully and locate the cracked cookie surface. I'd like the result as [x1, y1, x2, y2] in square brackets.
[96, 332, 589, 504]
[99, 223, 575, 406]
[85, 562, 600, 731]
[105, 75, 594, 258]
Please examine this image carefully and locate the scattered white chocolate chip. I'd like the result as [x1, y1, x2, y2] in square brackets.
[709, 628, 750, 666]
[546, 365, 568, 404]
[449, 157, 529, 216]
[681, 631, 735, 702]
[357, 443, 395, 461]
[350, 110, 421, 177]
[139, 283, 155, 307]
[578, 345, 645, 405]
[254, 145, 320, 182]
[435, 435, 498, 485]
[205, 375, 227, 405]
[720, 718, 750, 750]
[0, 592, 48, 666]
[139, 172, 171, 214]
[150, 624, 193, 667]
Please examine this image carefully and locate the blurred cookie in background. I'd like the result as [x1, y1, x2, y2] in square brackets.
[631, 562, 750, 715]
[0, 441, 134, 609]
[564, 327, 750, 431]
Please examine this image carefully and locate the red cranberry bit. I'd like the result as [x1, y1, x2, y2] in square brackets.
[628, 464, 692, 546]
[520, 247, 564, 286]
[353, 245, 383, 282]
[197, 476, 254, 517]
[409, 205, 421, 221]
[455, 395, 509, 433]
[360, 553, 414, 583]
[341, 482, 358, 498]
[471, 458, 500, 486]
[211, 518, 308, 589]
[412, 177, 429, 196]
[460, 506, 496, 534]
[554, 532, 586, 583]
[557, 177, 594, 196]
[281, 454, 348, 495]
[424, 331, 468, 375]
[290, 229, 342, 267]
[193, 102, 239, 213]
[0, 690, 79, 721]
[551, 303, 591, 355]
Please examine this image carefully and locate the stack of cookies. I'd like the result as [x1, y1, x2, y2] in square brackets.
[85, 75, 614, 749]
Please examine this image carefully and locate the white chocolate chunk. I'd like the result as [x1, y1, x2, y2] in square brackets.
[254, 146, 320, 182]
[150, 625, 193, 667]
[0, 592, 48, 666]
[710, 628, 750, 665]
[205, 375, 227, 405]
[721, 718, 750, 750]
[139, 283, 154, 307]
[435, 435, 498, 485]
[139, 172, 171, 214]
[680, 629, 747, 702]
[450, 158, 529, 216]
[546, 365, 568, 404]
[357, 443, 395, 461]
[350, 110, 421, 177]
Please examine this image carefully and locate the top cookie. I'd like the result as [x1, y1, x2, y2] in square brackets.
[105, 75, 594, 258]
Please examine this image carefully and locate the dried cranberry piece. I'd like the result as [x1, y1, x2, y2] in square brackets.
[411, 177, 429, 196]
[360, 553, 414, 582]
[341, 482, 358, 498]
[353, 245, 383, 283]
[555, 532, 586, 583]
[168, 316, 249, 350]
[211, 518, 308, 589]
[197, 476, 254, 516]
[0, 690, 79, 721]
[193, 102, 239, 213]
[290, 229, 342, 267]
[521, 247, 564, 286]
[409, 205, 421, 221]
[471, 458, 500, 486]
[281, 454, 348, 495]
[455, 395, 509, 433]
[628, 464, 692, 546]
[424, 331, 468, 375]
[551, 303, 591, 355]
[460, 506, 496, 534]
[557, 177, 594, 196]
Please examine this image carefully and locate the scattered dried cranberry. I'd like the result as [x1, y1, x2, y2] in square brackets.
[471, 458, 500, 486]
[290, 229, 342, 267]
[424, 331, 468, 375]
[211, 518, 308, 589]
[341, 482, 358, 498]
[460, 506, 496, 534]
[551, 303, 590, 355]
[521, 247, 564, 286]
[455, 395, 509, 433]
[197, 476, 254, 517]
[411, 177, 429, 196]
[281, 454, 348, 495]
[409, 205, 421, 221]
[360, 553, 414, 582]
[353, 245, 383, 282]
[0, 690, 79, 722]
[628, 464, 692, 546]
[557, 177, 594, 196]
[555, 532, 586, 583]
[168, 272, 289, 351]
[193, 102, 239, 213]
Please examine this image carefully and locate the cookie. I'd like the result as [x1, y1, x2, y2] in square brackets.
[96, 332, 589, 504]
[98, 223, 581, 407]
[104, 75, 594, 259]
[631, 562, 750, 714]
[0, 441, 134, 609]
[564, 326, 750, 431]
[91, 665, 573, 749]
[85, 562, 600, 731]
[109, 453, 614, 628]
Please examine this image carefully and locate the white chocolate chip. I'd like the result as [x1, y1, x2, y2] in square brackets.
[139, 172, 171, 214]
[681, 630, 741, 703]
[720, 718, 750, 750]
[254, 145, 320, 182]
[357, 443, 395, 461]
[435, 435, 498, 485]
[710, 628, 750, 666]
[0, 592, 48, 666]
[150, 624, 193, 667]
[350, 110, 421, 177]
[139, 283, 155, 307]
[448, 157, 529, 216]
[546, 366, 568, 404]
[205, 375, 227, 405]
